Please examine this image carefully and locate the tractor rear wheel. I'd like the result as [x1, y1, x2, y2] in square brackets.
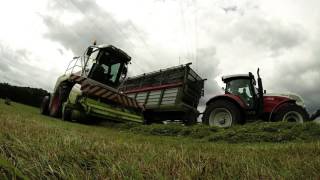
[202, 100, 243, 128]
[40, 95, 50, 115]
[274, 104, 308, 123]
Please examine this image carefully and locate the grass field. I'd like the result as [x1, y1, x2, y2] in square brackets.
[0, 99, 320, 179]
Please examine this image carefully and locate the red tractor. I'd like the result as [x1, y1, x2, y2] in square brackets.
[202, 69, 320, 127]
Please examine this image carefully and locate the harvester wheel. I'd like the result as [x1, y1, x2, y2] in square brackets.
[202, 100, 242, 128]
[274, 104, 308, 123]
[49, 83, 71, 118]
[40, 95, 50, 115]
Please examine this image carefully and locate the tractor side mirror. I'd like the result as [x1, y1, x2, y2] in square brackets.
[264, 90, 266, 94]
[86, 47, 93, 56]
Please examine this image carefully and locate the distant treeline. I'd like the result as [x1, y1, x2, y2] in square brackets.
[0, 83, 49, 107]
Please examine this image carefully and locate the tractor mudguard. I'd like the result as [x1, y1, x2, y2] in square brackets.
[267, 99, 297, 121]
[206, 94, 248, 109]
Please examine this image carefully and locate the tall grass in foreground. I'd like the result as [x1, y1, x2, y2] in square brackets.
[0, 99, 320, 179]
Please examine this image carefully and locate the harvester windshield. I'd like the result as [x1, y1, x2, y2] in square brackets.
[84, 45, 130, 88]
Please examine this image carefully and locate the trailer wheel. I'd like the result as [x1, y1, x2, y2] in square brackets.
[274, 104, 308, 123]
[49, 83, 71, 118]
[184, 113, 198, 126]
[202, 100, 242, 128]
[40, 95, 50, 115]
[62, 105, 72, 121]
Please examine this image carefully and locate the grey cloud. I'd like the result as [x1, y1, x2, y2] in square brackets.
[269, 43, 320, 113]
[41, 0, 136, 56]
[0, 43, 57, 91]
[222, 6, 238, 14]
[235, 17, 306, 53]
[196, 47, 222, 107]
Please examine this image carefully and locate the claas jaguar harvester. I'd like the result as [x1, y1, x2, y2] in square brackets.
[40, 44, 144, 123]
[202, 69, 320, 127]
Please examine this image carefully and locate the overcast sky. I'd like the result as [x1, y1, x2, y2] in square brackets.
[0, 0, 319, 112]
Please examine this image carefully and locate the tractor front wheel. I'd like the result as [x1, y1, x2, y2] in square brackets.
[274, 104, 308, 123]
[202, 100, 243, 128]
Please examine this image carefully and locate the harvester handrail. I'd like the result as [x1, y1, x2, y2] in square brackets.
[64, 56, 84, 75]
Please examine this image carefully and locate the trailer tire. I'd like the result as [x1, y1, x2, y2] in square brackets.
[274, 104, 308, 123]
[40, 95, 50, 115]
[184, 113, 198, 126]
[202, 100, 242, 128]
[62, 106, 72, 121]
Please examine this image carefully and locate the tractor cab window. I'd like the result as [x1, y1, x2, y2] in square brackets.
[226, 79, 254, 108]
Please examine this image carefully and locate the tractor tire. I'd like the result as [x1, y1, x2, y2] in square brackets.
[40, 95, 50, 115]
[202, 100, 243, 128]
[49, 83, 71, 118]
[273, 104, 308, 123]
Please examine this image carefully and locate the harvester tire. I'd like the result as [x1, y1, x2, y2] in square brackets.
[273, 104, 308, 123]
[202, 100, 242, 128]
[49, 83, 71, 118]
[40, 95, 50, 115]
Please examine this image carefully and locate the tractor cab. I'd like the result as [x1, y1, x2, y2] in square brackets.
[83, 45, 130, 88]
[222, 69, 264, 114]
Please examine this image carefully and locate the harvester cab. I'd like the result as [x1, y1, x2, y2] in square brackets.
[40, 44, 144, 123]
[83, 45, 130, 88]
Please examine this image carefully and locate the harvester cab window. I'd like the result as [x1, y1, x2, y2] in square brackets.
[84, 50, 99, 76]
[110, 63, 121, 82]
[86, 48, 126, 88]
[226, 79, 254, 108]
